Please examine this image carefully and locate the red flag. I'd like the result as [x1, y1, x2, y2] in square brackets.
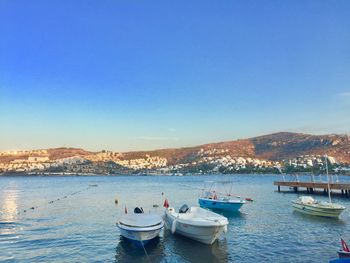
[163, 198, 169, 208]
[341, 238, 350, 252]
[124, 206, 128, 214]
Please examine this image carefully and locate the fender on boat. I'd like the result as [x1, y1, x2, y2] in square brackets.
[171, 219, 177, 234]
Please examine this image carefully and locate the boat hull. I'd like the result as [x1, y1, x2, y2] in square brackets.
[117, 213, 164, 246]
[199, 198, 244, 212]
[165, 208, 228, 245]
[118, 227, 162, 246]
[338, 250, 350, 259]
[292, 201, 345, 218]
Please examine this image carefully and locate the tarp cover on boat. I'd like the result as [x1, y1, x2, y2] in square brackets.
[119, 214, 162, 228]
[299, 196, 315, 204]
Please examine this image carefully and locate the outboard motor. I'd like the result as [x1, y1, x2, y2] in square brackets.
[134, 207, 144, 214]
[179, 204, 189, 214]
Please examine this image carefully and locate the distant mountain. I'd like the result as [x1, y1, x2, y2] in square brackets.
[1, 132, 349, 164]
[1, 132, 349, 175]
[250, 132, 350, 163]
[118, 132, 350, 164]
[47, 147, 93, 160]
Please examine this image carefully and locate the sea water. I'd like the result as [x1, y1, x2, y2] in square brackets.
[1, 174, 350, 262]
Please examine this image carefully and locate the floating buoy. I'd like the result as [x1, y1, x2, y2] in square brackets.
[245, 197, 254, 202]
[153, 204, 159, 208]
[115, 198, 119, 204]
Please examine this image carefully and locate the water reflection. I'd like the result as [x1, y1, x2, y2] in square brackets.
[292, 210, 347, 225]
[164, 229, 229, 262]
[114, 229, 229, 263]
[115, 236, 164, 263]
[0, 183, 20, 223]
[208, 209, 246, 220]
[0, 185, 20, 238]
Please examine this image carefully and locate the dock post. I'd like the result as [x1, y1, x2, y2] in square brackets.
[293, 187, 298, 193]
[323, 189, 327, 195]
[278, 185, 280, 192]
[306, 188, 309, 193]
[341, 189, 344, 196]
[346, 190, 349, 198]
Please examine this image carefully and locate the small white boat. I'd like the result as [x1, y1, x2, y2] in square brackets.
[165, 205, 228, 245]
[292, 155, 346, 218]
[117, 207, 164, 246]
[292, 196, 345, 218]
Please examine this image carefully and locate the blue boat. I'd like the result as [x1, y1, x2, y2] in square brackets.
[198, 181, 245, 212]
[329, 259, 350, 263]
[199, 196, 245, 212]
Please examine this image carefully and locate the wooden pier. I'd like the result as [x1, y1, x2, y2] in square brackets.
[274, 181, 350, 197]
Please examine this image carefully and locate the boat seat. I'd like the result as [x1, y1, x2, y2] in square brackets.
[134, 207, 144, 214]
[179, 204, 189, 213]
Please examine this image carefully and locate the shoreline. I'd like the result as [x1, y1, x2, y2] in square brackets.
[1, 172, 349, 177]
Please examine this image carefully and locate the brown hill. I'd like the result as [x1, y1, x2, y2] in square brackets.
[119, 132, 350, 164]
[1, 132, 349, 165]
[47, 148, 93, 160]
[250, 132, 350, 163]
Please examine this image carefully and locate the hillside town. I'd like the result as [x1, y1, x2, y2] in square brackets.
[0, 147, 349, 175]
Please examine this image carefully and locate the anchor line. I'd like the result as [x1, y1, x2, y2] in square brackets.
[141, 241, 149, 260]
[20, 185, 96, 214]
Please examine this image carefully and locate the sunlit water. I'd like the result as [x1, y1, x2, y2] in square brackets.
[1, 174, 350, 262]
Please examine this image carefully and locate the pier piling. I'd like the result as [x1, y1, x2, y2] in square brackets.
[274, 181, 350, 198]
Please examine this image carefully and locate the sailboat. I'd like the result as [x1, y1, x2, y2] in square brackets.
[292, 155, 346, 218]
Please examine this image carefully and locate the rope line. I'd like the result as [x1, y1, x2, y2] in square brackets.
[141, 241, 149, 260]
[20, 185, 97, 214]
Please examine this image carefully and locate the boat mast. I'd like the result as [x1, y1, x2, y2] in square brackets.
[325, 154, 332, 203]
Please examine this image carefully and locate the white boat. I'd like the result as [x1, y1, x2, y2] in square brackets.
[117, 207, 164, 246]
[292, 196, 345, 218]
[292, 155, 346, 218]
[164, 204, 228, 245]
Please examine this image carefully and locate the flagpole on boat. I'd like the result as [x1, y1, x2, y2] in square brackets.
[325, 154, 332, 204]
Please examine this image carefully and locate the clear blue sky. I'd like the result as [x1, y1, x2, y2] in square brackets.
[1, 0, 349, 152]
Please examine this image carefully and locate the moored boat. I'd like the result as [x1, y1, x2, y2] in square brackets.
[292, 196, 345, 218]
[338, 238, 350, 259]
[292, 155, 346, 218]
[164, 204, 228, 245]
[198, 181, 245, 212]
[117, 207, 164, 246]
[199, 193, 245, 212]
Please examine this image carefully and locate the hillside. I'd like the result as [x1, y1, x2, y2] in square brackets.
[1, 132, 349, 164]
[118, 132, 350, 164]
[250, 132, 350, 163]
[1, 132, 349, 175]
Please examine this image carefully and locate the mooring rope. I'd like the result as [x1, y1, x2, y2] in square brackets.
[141, 241, 149, 260]
[20, 185, 97, 214]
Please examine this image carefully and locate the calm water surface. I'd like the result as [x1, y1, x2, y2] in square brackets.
[1, 174, 350, 262]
